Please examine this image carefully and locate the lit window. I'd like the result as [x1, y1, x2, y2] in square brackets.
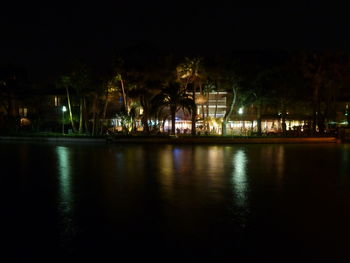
[54, 96, 60, 106]
[19, 107, 28, 117]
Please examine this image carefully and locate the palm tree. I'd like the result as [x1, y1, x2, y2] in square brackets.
[222, 81, 238, 136]
[177, 57, 205, 135]
[114, 74, 128, 111]
[58, 76, 77, 133]
[301, 51, 348, 134]
[57, 61, 90, 134]
[152, 82, 195, 135]
[99, 78, 120, 135]
[128, 85, 160, 133]
[70, 62, 90, 134]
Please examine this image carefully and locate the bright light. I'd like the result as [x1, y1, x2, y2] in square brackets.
[62, 106, 67, 112]
[238, 107, 243, 115]
[232, 150, 247, 207]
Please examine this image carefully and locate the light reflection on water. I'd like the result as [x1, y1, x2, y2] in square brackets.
[56, 146, 75, 248]
[2, 142, 350, 261]
[232, 149, 248, 207]
[57, 146, 72, 207]
[160, 145, 174, 188]
[341, 145, 349, 177]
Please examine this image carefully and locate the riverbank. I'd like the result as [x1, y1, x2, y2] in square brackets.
[0, 136, 105, 143]
[0, 134, 340, 144]
[107, 136, 339, 144]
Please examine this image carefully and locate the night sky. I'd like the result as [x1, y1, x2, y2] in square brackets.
[1, 2, 349, 78]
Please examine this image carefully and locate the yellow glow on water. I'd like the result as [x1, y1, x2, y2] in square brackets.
[160, 146, 174, 179]
[158, 145, 176, 199]
[232, 149, 248, 207]
[276, 146, 285, 183]
[207, 146, 224, 174]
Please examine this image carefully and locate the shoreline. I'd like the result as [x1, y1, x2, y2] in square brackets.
[0, 136, 106, 143]
[0, 135, 340, 144]
[108, 136, 339, 144]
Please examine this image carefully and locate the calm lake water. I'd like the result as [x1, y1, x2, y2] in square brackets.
[1, 142, 350, 262]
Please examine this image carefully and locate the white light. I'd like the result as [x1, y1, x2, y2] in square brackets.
[62, 106, 67, 112]
[238, 107, 243, 115]
[232, 150, 247, 207]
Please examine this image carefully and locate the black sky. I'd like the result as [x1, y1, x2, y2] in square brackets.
[1, 1, 349, 78]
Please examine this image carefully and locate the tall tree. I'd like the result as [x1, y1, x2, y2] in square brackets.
[58, 76, 77, 133]
[177, 57, 205, 135]
[301, 51, 348, 133]
[152, 82, 195, 135]
[70, 61, 90, 134]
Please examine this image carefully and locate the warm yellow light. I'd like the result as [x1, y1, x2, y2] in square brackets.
[195, 94, 208, 105]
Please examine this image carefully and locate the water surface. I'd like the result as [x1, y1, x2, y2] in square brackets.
[1, 142, 350, 262]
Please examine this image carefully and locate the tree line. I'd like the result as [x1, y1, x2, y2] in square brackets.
[1, 47, 350, 135]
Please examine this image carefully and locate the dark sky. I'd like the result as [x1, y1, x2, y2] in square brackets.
[1, 1, 349, 78]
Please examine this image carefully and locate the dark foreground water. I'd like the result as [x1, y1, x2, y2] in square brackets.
[1, 142, 350, 262]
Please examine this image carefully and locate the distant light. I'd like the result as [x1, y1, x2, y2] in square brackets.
[238, 107, 243, 115]
[62, 106, 67, 112]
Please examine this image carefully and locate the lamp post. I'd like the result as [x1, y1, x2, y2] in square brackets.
[62, 106, 67, 134]
[238, 107, 244, 134]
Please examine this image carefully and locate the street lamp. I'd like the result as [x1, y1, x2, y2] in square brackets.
[238, 107, 244, 133]
[62, 106, 67, 134]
